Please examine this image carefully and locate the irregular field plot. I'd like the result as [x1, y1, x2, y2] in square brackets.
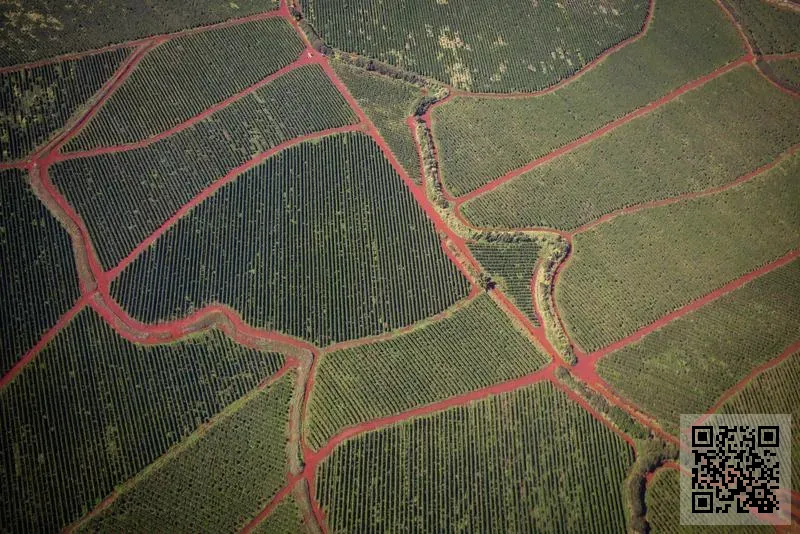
[467, 240, 541, 325]
[462, 66, 800, 230]
[53, 64, 357, 270]
[306, 294, 549, 448]
[332, 60, 422, 184]
[1, 49, 130, 161]
[725, 0, 800, 54]
[67, 19, 305, 149]
[556, 153, 800, 353]
[316, 382, 634, 533]
[432, 0, 743, 196]
[0, 169, 80, 376]
[597, 259, 800, 434]
[112, 132, 470, 346]
[80, 373, 294, 533]
[302, 0, 648, 93]
[1, 0, 279, 67]
[0, 308, 284, 532]
[762, 57, 800, 92]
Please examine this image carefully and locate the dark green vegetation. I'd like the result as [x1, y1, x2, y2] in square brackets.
[306, 294, 549, 448]
[316, 382, 634, 532]
[252, 495, 307, 534]
[332, 60, 423, 183]
[53, 64, 357, 270]
[432, 0, 743, 196]
[598, 259, 800, 433]
[557, 153, 800, 353]
[301, 0, 648, 93]
[467, 239, 541, 325]
[0, 0, 279, 67]
[112, 133, 470, 346]
[725, 0, 800, 54]
[718, 355, 800, 489]
[80, 372, 294, 533]
[67, 19, 305, 149]
[462, 66, 800, 230]
[0, 169, 80, 376]
[1, 48, 129, 161]
[0, 308, 284, 532]
[762, 57, 800, 92]
[626, 438, 679, 533]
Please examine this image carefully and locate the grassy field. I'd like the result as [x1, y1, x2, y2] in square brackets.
[66, 19, 305, 149]
[306, 294, 549, 448]
[1, 49, 129, 161]
[597, 259, 800, 434]
[79, 372, 294, 533]
[432, 0, 743, 197]
[112, 133, 470, 346]
[301, 0, 647, 93]
[556, 152, 800, 353]
[0, 169, 80, 376]
[53, 64, 357, 270]
[331, 61, 423, 183]
[0, 0, 279, 67]
[0, 308, 284, 532]
[725, 0, 800, 54]
[461, 66, 800, 230]
[316, 381, 634, 532]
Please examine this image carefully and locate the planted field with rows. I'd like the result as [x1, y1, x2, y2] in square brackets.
[80, 372, 295, 533]
[66, 19, 305, 149]
[725, 0, 800, 54]
[316, 381, 634, 533]
[597, 259, 800, 434]
[112, 132, 470, 346]
[462, 66, 800, 230]
[0, 169, 80, 376]
[432, 0, 743, 196]
[718, 354, 800, 489]
[332, 60, 423, 184]
[252, 494, 308, 534]
[306, 294, 549, 448]
[53, 64, 357, 270]
[301, 0, 647, 93]
[556, 152, 800, 353]
[1, 0, 279, 67]
[762, 57, 800, 92]
[1, 48, 129, 161]
[467, 239, 541, 325]
[0, 308, 284, 532]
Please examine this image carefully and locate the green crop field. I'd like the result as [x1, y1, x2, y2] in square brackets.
[316, 381, 634, 532]
[432, 0, 743, 196]
[0, 169, 80, 375]
[301, 0, 648, 93]
[725, 0, 800, 54]
[66, 19, 305, 149]
[597, 259, 800, 434]
[252, 494, 307, 534]
[763, 57, 800, 91]
[306, 294, 549, 448]
[557, 152, 800, 353]
[461, 66, 800, 230]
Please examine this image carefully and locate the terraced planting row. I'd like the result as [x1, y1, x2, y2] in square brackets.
[0, 308, 285, 532]
[306, 294, 549, 448]
[432, 0, 744, 196]
[557, 152, 800, 352]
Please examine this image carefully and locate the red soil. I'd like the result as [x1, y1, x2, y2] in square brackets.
[240, 475, 303, 534]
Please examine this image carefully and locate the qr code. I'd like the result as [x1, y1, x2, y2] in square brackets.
[680, 414, 792, 526]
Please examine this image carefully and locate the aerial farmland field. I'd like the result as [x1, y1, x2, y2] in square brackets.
[1, 0, 798, 532]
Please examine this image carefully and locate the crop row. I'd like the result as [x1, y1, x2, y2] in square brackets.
[53, 64, 357, 270]
[556, 152, 800, 353]
[306, 294, 549, 448]
[253, 494, 307, 534]
[725, 0, 800, 54]
[79, 372, 294, 533]
[1, 48, 130, 162]
[761, 57, 800, 92]
[302, 0, 647, 93]
[597, 258, 800, 434]
[0, 308, 284, 532]
[66, 18, 305, 150]
[432, 0, 743, 196]
[315, 381, 634, 533]
[462, 66, 800, 230]
[0, 169, 80, 376]
[111, 132, 470, 346]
